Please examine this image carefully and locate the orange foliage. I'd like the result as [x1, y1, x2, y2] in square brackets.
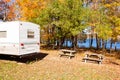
[0, 0, 15, 21]
[4, 0, 10, 2]
[6, 4, 16, 21]
[16, 0, 48, 21]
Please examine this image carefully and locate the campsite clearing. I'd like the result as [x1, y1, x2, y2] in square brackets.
[0, 49, 120, 80]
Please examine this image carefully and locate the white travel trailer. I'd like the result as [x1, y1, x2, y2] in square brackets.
[0, 21, 40, 56]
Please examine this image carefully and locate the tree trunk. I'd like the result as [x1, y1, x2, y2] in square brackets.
[102, 39, 105, 50]
[52, 25, 55, 49]
[58, 38, 61, 49]
[75, 36, 77, 49]
[89, 34, 91, 48]
[90, 34, 93, 48]
[64, 39, 67, 47]
[47, 37, 50, 46]
[104, 40, 107, 49]
[73, 36, 77, 50]
[114, 42, 117, 51]
[110, 40, 113, 53]
[53, 38, 56, 49]
[96, 34, 99, 49]
[110, 40, 112, 49]
[47, 26, 50, 46]
[56, 38, 59, 47]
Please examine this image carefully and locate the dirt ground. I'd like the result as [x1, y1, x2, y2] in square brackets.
[0, 49, 120, 80]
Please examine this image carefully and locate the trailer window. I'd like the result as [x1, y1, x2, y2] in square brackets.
[27, 30, 34, 38]
[0, 31, 7, 38]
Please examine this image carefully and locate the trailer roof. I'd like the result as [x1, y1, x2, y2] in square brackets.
[0, 21, 40, 27]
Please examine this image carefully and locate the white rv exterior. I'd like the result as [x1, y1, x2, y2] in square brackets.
[0, 21, 40, 56]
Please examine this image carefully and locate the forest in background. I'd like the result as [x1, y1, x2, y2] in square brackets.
[0, 0, 120, 53]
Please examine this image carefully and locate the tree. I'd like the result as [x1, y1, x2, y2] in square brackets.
[37, 0, 89, 49]
[101, 0, 120, 51]
[16, 0, 48, 21]
[83, 0, 112, 50]
[0, 0, 15, 21]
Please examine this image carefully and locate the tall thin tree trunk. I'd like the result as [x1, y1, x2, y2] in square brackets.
[96, 33, 99, 49]
[53, 38, 56, 49]
[104, 40, 107, 49]
[89, 34, 90, 47]
[102, 39, 105, 50]
[110, 40, 112, 49]
[110, 40, 112, 53]
[73, 36, 77, 50]
[73, 36, 75, 50]
[114, 42, 117, 51]
[52, 25, 55, 49]
[60, 37, 63, 49]
[99, 39, 102, 49]
[75, 36, 77, 49]
[58, 38, 61, 49]
[47, 26, 50, 46]
[90, 34, 93, 48]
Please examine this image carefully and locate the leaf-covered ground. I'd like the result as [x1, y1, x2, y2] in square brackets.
[0, 49, 120, 80]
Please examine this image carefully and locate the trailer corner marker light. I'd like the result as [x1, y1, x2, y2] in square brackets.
[20, 43, 24, 46]
[37, 43, 39, 45]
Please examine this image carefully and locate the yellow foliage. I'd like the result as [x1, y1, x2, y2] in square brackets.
[16, 0, 48, 21]
[115, 27, 120, 34]
[104, 2, 120, 8]
[104, 4, 111, 8]
[59, 0, 64, 3]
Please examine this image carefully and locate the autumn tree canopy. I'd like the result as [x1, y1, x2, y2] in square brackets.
[16, 0, 49, 21]
[0, 0, 118, 50]
[37, 0, 120, 50]
[0, 0, 15, 21]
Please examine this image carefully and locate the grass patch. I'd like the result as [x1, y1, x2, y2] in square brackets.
[0, 61, 18, 70]
[0, 49, 120, 80]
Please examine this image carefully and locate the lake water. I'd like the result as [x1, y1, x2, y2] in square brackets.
[62, 39, 120, 50]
